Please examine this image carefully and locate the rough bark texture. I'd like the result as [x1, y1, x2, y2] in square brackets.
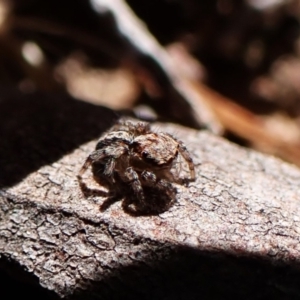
[1, 92, 300, 299]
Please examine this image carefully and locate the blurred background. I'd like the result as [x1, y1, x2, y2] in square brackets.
[2, 0, 300, 165]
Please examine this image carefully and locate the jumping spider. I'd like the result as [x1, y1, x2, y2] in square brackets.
[78, 121, 195, 213]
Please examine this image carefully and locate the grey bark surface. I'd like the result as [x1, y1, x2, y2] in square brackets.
[1, 92, 300, 299]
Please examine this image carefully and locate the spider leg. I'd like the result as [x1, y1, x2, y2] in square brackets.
[78, 149, 106, 178]
[167, 134, 195, 181]
[122, 167, 145, 205]
[78, 145, 129, 200]
[79, 145, 128, 178]
[141, 171, 176, 199]
[101, 145, 129, 182]
[103, 158, 115, 177]
[168, 154, 181, 183]
[77, 177, 108, 198]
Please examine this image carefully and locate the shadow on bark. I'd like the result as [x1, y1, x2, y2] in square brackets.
[69, 246, 300, 300]
[1, 245, 300, 300]
[0, 91, 117, 188]
[0, 256, 59, 300]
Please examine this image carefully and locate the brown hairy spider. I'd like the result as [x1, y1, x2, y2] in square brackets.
[78, 121, 195, 212]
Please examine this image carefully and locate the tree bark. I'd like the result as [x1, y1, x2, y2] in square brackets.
[1, 92, 300, 299]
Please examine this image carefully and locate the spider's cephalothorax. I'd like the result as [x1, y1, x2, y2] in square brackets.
[78, 121, 195, 211]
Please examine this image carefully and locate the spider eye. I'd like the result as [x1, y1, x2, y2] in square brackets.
[141, 150, 152, 160]
[141, 150, 159, 165]
[142, 151, 148, 157]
